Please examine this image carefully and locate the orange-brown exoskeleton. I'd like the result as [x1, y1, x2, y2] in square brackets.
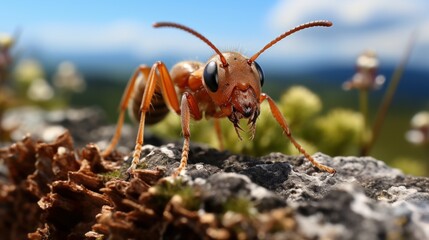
[101, 21, 336, 177]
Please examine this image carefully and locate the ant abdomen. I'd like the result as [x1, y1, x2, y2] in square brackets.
[129, 78, 169, 125]
[129, 61, 204, 125]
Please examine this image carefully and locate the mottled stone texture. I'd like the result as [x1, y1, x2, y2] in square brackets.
[135, 143, 429, 240]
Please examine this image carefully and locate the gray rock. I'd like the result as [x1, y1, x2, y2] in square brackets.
[136, 143, 429, 240]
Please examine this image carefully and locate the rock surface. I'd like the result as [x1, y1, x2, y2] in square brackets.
[134, 143, 429, 240]
[0, 107, 428, 240]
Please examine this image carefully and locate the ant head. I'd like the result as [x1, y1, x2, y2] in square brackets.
[202, 52, 264, 139]
[202, 52, 264, 102]
[153, 21, 332, 139]
[153, 22, 265, 128]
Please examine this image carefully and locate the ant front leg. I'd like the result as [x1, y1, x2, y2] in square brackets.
[213, 118, 224, 150]
[129, 62, 182, 173]
[101, 65, 151, 158]
[260, 93, 336, 174]
[172, 92, 202, 177]
[104, 61, 181, 174]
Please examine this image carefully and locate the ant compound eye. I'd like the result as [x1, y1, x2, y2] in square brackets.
[254, 61, 264, 87]
[203, 61, 219, 92]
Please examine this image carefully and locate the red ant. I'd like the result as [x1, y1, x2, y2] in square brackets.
[101, 21, 336, 177]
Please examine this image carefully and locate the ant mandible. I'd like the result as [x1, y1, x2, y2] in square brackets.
[101, 20, 336, 177]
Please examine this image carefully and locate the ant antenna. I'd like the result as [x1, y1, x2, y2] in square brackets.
[153, 22, 229, 67]
[248, 20, 332, 63]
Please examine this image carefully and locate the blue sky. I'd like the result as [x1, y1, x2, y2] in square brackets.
[1, 0, 429, 71]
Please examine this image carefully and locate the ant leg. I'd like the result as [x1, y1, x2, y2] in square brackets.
[214, 118, 224, 150]
[102, 65, 151, 158]
[172, 92, 202, 177]
[127, 61, 182, 173]
[260, 93, 336, 174]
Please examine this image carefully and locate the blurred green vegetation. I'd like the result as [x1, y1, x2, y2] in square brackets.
[0, 34, 87, 141]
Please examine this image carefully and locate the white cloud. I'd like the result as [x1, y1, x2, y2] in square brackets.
[267, 0, 429, 68]
[26, 21, 141, 51]
[21, 20, 210, 58]
[269, 0, 425, 29]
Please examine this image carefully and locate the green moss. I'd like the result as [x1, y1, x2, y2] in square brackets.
[223, 197, 255, 217]
[150, 180, 258, 217]
[150, 179, 201, 211]
[136, 161, 148, 169]
[98, 169, 123, 182]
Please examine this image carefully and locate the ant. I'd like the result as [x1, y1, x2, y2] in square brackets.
[101, 20, 336, 177]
